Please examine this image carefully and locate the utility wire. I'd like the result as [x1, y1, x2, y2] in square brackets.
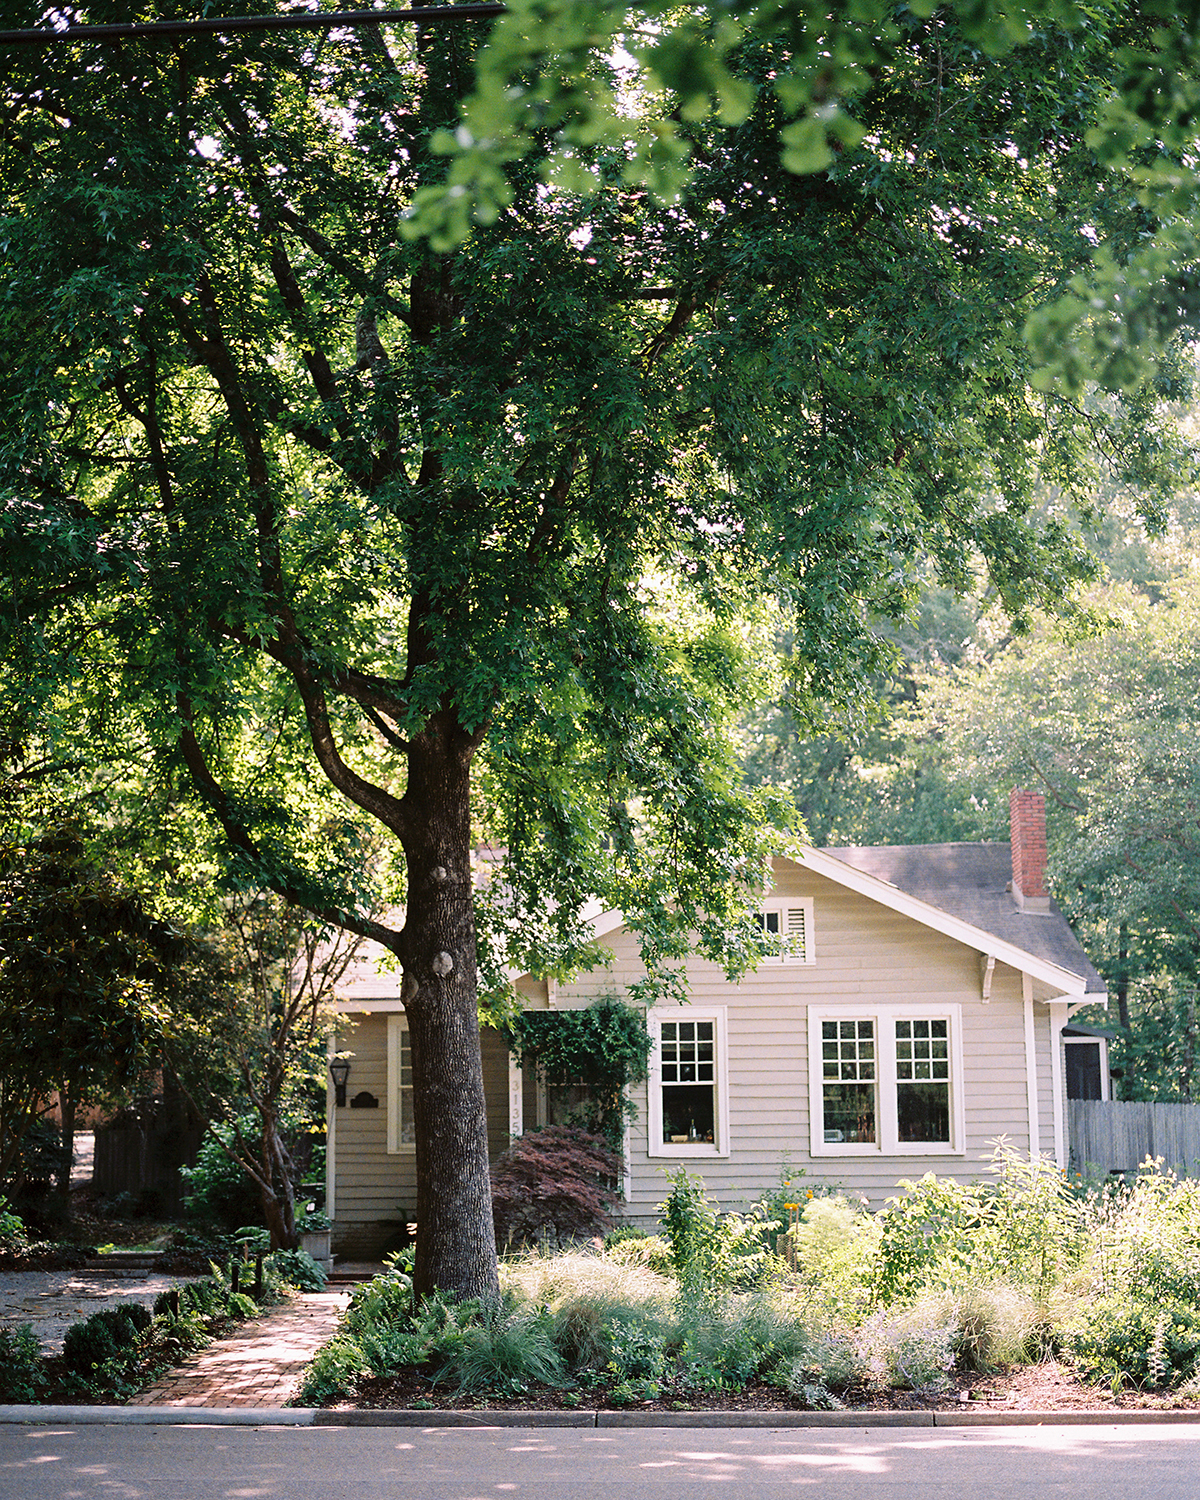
[0, 6, 506, 47]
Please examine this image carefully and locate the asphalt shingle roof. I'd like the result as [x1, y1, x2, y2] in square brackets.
[825, 842, 1106, 996]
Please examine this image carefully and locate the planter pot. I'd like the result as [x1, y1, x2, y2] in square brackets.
[300, 1229, 332, 1264]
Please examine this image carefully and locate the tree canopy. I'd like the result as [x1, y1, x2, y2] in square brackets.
[0, 827, 173, 1201]
[1, 1, 1196, 1295]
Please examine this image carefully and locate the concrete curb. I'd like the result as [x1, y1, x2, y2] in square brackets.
[0, 1406, 319, 1425]
[3, 1405, 1200, 1428]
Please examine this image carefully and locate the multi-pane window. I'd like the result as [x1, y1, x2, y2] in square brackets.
[821, 1019, 877, 1143]
[809, 1008, 960, 1154]
[895, 1019, 950, 1143]
[659, 1019, 716, 1143]
[396, 1028, 415, 1147]
[648, 1009, 728, 1154]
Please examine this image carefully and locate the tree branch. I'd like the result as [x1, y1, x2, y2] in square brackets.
[641, 272, 726, 370]
[173, 691, 404, 950]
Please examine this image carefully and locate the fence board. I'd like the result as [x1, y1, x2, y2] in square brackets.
[1069, 1099, 1200, 1177]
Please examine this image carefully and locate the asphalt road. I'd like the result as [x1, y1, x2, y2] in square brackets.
[4, 1422, 1200, 1500]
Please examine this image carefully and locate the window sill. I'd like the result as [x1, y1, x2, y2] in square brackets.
[811, 1143, 963, 1158]
[647, 1143, 729, 1159]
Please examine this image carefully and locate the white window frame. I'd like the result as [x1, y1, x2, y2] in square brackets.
[386, 1013, 416, 1155]
[807, 1004, 965, 1157]
[647, 1006, 730, 1158]
[756, 896, 815, 965]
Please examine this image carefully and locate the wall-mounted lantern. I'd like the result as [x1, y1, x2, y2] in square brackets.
[329, 1055, 352, 1108]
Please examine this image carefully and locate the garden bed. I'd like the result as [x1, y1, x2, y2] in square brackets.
[330, 1360, 1200, 1416]
[293, 1155, 1200, 1419]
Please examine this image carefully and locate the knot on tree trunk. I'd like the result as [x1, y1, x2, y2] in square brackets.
[432, 950, 454, 977]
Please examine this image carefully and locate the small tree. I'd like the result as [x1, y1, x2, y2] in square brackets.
[491, 1126, 621, 1249]
[168, 891, 362, 1250]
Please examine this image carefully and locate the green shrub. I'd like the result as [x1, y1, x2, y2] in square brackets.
[788, 1196, 881, 1320]
[294, 1336, 367, 1406]
[1063, 1293, 1200, 1389]
[659, 1168, 780, 1292]
[62, 1305, 151, 1376]
[603, 1320, 668, 1384]
[346, 1269, 413, 1331]
[0, 1325, 45, 1402]
[180, 1127, 264, 1230]
[872, 1173, 988, 1302]
[267, 1247, 327, 1291]
[0, 1197, 29, 1256]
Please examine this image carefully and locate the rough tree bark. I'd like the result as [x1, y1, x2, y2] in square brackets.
[397, 711, 499, 1304]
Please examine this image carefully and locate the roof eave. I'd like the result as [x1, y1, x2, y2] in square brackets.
[794, 848, 1097, 1001]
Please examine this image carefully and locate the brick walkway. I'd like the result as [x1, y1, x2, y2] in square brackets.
[127, 1291, 349, 1408]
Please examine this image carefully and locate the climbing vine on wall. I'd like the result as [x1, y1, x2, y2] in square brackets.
[503, 995, 652, 1150]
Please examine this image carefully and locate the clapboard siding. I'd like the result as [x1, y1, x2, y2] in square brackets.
[330, 859, 1075, 1242]
[330, 1015, 513, 1256]
[557, 868, 1048, 1215]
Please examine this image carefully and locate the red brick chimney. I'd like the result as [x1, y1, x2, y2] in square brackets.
[1010, 788, 1050, 912]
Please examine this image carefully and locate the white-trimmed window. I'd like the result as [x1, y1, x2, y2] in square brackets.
[756, 897, 815, 964]
[807, 1005, 964, 1156]
[647, 1008, 730, 1157]
[387, 1014, 415, 1154]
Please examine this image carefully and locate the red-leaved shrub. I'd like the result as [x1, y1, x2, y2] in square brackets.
[491, 1126, 622, 1249]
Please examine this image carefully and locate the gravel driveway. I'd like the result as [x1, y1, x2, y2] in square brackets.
[0, 1270, 197, 1355]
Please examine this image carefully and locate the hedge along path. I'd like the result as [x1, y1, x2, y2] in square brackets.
[128, 1291, 349, 1408]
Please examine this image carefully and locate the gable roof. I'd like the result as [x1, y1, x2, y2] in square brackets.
[807, 843, 1105, 998]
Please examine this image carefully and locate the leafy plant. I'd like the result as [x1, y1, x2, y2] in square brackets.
[293, 1337, 367, 1407]
[1063, 1294, 1200, 1390]
[786, 1195, 881, 1320]
[0, 1196, 28, 1255]
[0, 1325, 45, 1403]
[267, 1247, 328, 1291]
[503, 997, 652, 1149]
[659, 1168, 781, 1292]
[492, 1126, 622, 1248]
[62, 1304, 152, 1377]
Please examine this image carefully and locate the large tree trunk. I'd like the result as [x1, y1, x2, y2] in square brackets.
[400, 713, 500, 1304]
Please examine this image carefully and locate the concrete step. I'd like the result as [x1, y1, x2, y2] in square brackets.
[82, 1252, 166, 1273]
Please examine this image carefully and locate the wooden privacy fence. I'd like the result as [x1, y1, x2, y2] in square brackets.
[1069, 1099, 1200, 1177]
[94, 1098, 204, 1216]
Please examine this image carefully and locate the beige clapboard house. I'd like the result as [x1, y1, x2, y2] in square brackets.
[326, 789, 1106, 1257]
